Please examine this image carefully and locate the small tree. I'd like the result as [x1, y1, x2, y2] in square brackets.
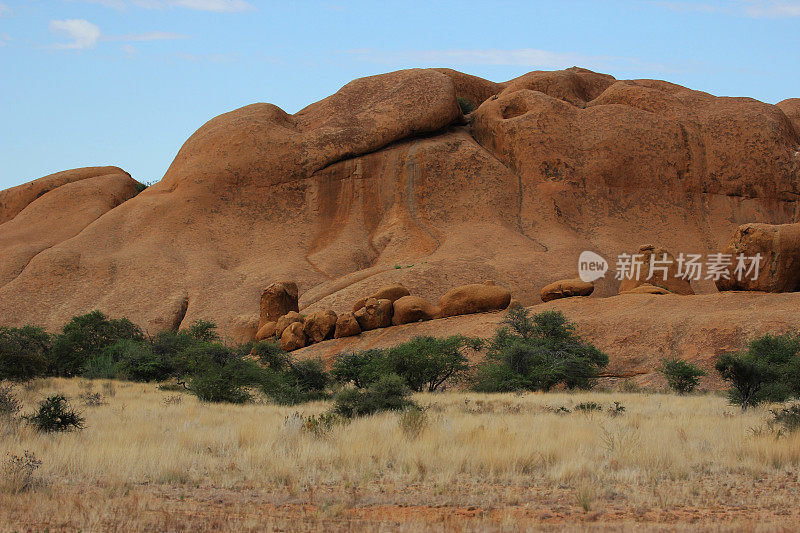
[187, 343, 264, 403]
[49, 311, 143, 376]
[716, 334, 800, 411]
[331, 349, 385, 388]
[473, 308, 608, 392]
[385, 335, 478, 392]
[0, 326, 50, 382]
[658, 357, 706, 394]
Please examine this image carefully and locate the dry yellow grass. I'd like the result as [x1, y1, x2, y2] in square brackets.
[1, 378, 799, 531]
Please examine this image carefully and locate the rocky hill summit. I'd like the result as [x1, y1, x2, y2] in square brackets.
[2, 67, 799, 375]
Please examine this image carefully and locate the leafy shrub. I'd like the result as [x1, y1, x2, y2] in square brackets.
[50, 311, 143, 377]
[0, 451, 42, 494]
[333, 374, 415, 418]
[472, 308, 608, 392]
[187, 320, 221, 343]
[187, 343, 264, 403]
[261, 358, 329, 405]
[0, 326, 50, 382]
[25, 395, 85, 432]
[331, 349, 385, 388]
[770, 404, 800, 433]
[300, 411, 347, 438]
[575, 401, 603, 412]
[385, 336, 478, 392]
[0, 383, 21, 418]
[716, 334, 800, 410]
[333, 336, 478, 393]
[457, 96, 475, 114]
[658, 357, 706, 394]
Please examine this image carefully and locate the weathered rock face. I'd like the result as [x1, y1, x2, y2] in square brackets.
[0, 170, 141, 287]
[352, 283, 411, 312]
[354, 298, 393, 331]
[303, 309, 337, 343]
[334, 312, 361, 338]
[540, 279, 594, 303]
[716, 223, 800, 292]
[280, 322, 306, 351]
[0, 166, 133, 224]
[392, 295, 439, 325]
[0, 67, 798, 341]
[777, 98, 800, 136]
[438, 282, 512, 318]
[260, 282, 299, 327]
[618, 245, 694, 296]
[275, 311, 304, 338]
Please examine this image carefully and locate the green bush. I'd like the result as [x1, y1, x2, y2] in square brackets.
[0, 326, 50, 382]
[332, 336, 478, 393]
[50, 311, 143, 377]
[186, 343, 264, 403]
[770, 404, 800, 433]
[384, 335, 478, 392]
[333, 374, 415, 418]
[187, 320, 221, 343]
[261, 358, 329, 405]
[331, 349, 385, 388]
[24, 395, 84, 432]
[716, 334, 800, 411]
[472, 308, 608, 392]
[457, 96, 475, 114]
[657, 357, 706, 394]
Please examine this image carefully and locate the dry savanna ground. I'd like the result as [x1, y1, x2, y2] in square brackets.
[1, 378, 799, 531]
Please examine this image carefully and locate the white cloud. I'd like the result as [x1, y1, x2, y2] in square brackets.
[653, 1, 800, 17]
[126, 0, 254, 10]
[169, 0, 254, 11]
[106, 31, 190, 41]
[743, 1, 800, 16]
[0, 2, 11, 16]
[347, 48, 678, 74]
[49, 19, 102, 49]
[72, 0, 256, 11]
[49, 19, 187, 50]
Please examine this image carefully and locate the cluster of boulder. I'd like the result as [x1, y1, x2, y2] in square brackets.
[256, 280, 512, 351]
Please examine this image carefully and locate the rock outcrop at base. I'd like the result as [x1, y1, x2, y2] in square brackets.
[618, 245, 694, 296]
[352, 284, 411, 313]
[354, 298, 393, 331]
[303, 309, 337, 343]
[334, 312, 361, 338]
[392, 295, 439, 325]
[438, 281, 512, 318]
[716, 223, 800, 292]
[275, 311, 304, 338]
[540, 279, 594, 302]
[280, 322, 306, 351]
[260, 282, 299, 328]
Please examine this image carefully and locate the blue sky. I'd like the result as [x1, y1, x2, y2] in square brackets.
[0, 0, 799, 189]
